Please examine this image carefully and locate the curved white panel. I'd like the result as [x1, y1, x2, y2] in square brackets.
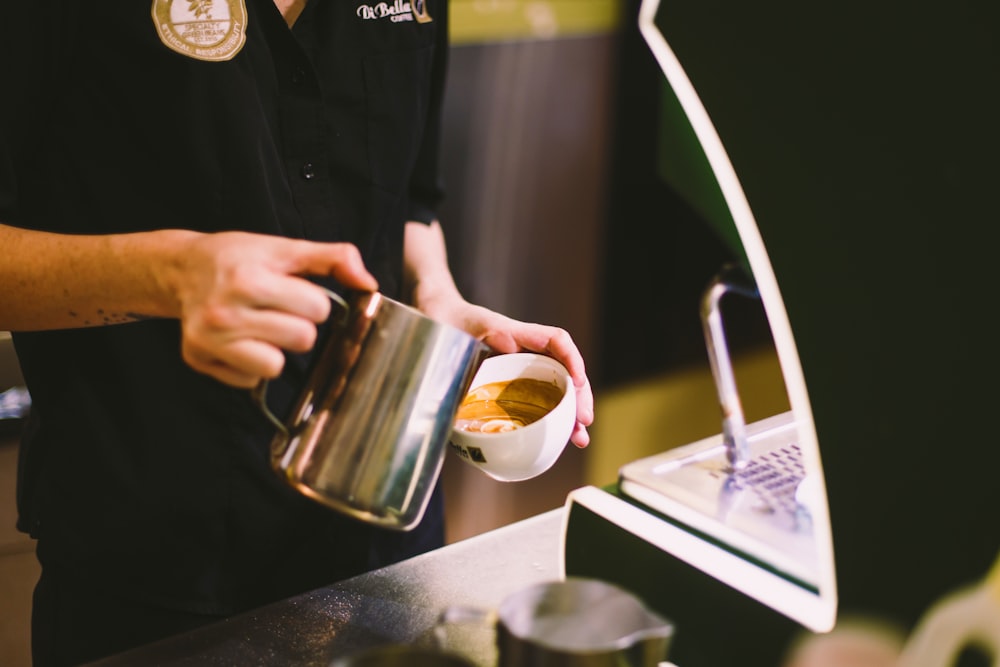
[633, 0, 837, 632]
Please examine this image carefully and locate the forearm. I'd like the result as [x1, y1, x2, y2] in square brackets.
[402, 220, 463, 310]
[0, 223, 190, 331]
[1, 222, 379, 386]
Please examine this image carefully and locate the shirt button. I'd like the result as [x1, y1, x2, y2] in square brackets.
[300, 162, 316, 180]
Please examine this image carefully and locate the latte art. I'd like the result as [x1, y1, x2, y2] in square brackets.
[454, 378, 564, 434]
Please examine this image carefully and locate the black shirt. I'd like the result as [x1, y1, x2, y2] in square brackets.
[2, 0, 448, 614]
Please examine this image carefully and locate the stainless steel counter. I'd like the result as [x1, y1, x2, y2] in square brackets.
[90, 509, 566, 667]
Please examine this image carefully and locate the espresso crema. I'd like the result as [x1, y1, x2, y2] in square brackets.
[454, 378, 563, 433]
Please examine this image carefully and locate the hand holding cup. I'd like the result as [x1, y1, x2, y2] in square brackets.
[449, 353, 576, 482]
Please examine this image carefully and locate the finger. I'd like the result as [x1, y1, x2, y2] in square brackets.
[573, 376, 594, 427]
[502, 324, 587, 380]
[215, 338, 286, 379]
[239, 273, 334, 324]
[282, 241, 378, 292]
[236, 310, 320, 353]
[184, 338, 286, 387]
[540, 329, 588, 385]
[525, 328, 593, 448]
[196, 308, 319, 358]
[570, 376, 593, 449]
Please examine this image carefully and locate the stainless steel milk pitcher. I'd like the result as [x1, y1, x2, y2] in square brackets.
[253, 290, 491, 530]
[494, 578, 675, 666]
[437, 577, 675, 666]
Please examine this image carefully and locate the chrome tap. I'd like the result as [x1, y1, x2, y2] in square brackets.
[700, 263, 760, 471]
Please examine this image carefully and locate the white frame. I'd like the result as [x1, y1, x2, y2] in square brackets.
[634, 0, 837, 632]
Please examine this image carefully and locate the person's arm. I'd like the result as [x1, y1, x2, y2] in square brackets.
[403, 220, 593, 447]
[0, 223, 377, 387]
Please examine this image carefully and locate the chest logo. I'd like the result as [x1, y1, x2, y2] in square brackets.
[356, 1, 433, 24]
[151, 0, 248, 62]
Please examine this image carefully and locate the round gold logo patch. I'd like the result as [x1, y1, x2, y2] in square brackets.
[151, 0, 248, 62]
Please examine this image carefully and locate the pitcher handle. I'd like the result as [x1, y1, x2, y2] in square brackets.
[251, 288, 352, 436]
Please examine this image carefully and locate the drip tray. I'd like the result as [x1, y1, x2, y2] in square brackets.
[618, 411, 819, 587]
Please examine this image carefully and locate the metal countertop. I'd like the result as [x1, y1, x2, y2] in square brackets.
[90, 508, 566, 667]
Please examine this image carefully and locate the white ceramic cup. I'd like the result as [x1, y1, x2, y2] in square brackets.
[448, 353, 576, 482]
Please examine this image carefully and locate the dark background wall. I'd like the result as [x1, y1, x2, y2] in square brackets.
[596, 3, 770, 389]
[436, 0, 778, 542]
[631, 0, 1000, 656]
[442, 0, 1000, 661]
[436, 32, 619, 540]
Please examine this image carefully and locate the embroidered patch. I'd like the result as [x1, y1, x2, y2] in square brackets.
[356, 1, 433, 24]
[151, 0, 248, 62]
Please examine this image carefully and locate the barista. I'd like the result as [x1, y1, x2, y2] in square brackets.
[0, 2, 593, 665]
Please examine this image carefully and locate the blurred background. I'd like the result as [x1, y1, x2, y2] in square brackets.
[6, 0, 994, 665]
[436, 0, 784, 542]
[0, 0, 792, 663]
